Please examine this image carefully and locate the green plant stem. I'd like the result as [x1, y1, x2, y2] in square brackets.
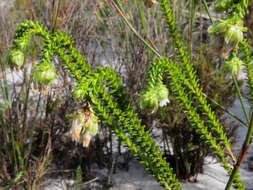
[225, 111, 253, 190]
[204, 94, 248, 127]
[11, 21, 182, 189]
[51, 0, 61, 32]
[188, 0, 195, 58]
[232, 74, 250, 124]
[201, 0, 214, 24]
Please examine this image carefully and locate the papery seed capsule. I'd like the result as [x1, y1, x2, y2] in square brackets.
[69, 106, 99, 147]
[82, 132, 92, 147]
[70, 112, 85, 142]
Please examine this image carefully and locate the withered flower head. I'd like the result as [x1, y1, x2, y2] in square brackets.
[70, 105, 99, 147]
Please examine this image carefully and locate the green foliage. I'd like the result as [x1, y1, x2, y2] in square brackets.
[241, 40, 253, 107]
[158, 0, 234, 158]
[157, 0, 250, 188]
[145, 58, 244, 189]
[9, 20, 181, 190]
[215, 0, 249, 17]
[6, 0, 253, 188]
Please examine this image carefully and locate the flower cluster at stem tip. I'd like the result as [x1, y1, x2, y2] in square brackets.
[139, 82, 169, 112]
[208, 16, 247, 46]
[221, 56, 243, 76]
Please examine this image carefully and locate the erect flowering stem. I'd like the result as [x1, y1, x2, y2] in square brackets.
[158, 0, 236, 163]
[225, 111, 253, 190]
[144, 58, 244, 189]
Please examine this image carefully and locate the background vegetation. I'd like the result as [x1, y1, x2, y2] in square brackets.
[0, 0, 252, 189]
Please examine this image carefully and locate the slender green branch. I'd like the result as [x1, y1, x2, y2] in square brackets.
[109, 0, 161, 57]
[204, 94, 248, 128]
[225, 111, 253, 190]
[232, 74, 250, 124]
[159, 0, 235, 163]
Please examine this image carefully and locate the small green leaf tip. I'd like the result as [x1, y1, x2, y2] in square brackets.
[9, 49, 24, 67]
[73, 88, 83, 99]
[222, 56, 243, 75]
[15, 38, 28, 50]
[32, 62, 57, 85]
[139, 83, 169, 111]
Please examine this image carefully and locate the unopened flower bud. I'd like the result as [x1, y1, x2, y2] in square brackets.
[32, 62, 57, 85]
[139, 83, 169, 111]
[225, 24, 247, 45]
[9, 49, 24, 67]
[156, 83, 170, 107]
[221, 57, 243, 75]
[70, 112, 85, 142]
[208, 20, 228, 34]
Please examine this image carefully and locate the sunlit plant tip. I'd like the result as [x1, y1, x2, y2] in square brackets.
[139, 83, 169, 111]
